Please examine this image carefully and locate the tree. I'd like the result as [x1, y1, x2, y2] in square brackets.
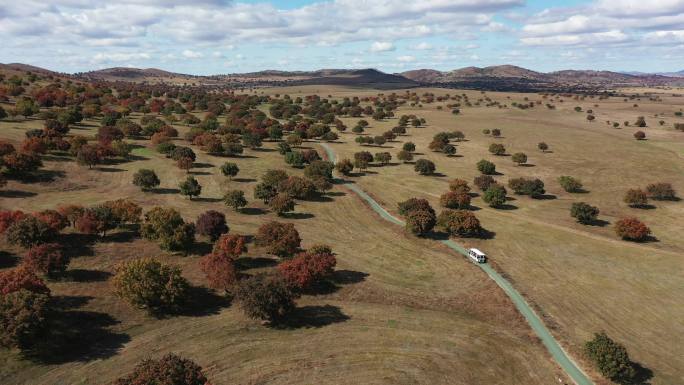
[477, 159, 496, 175]
[196, 210, 228, 241]
[132, 169, 160, 191]
[483, 184, 507, 208]
[171, 146, 196, 162]
[614, 217, 651, 241]
[242, 131, 262, 149]
[646, 182, 676, 200]
[212, 233, 247, 259]
[634, 116, 646, 127]
[491, 128, 501, 137]
[141, 207, 195, 252]
[235, 273, 295, 324]
[440, 191, 470, 209]
[511, 152, 527, 166]
[538, 142, 549, 152]
[488, 143, 506, 155]
[34, 210, 68, 232]
[220, 162, 239, 180]
[223, 190, 247, 211]
[397, 150, 413, 163]
[448, 179, 470, 194]
[0, 266, 50, 295]
[269, 193, 295, 216]
[279, 176, 317, 200]
[584, 332, 636, 383]
[570, 202, 600, 224]
[255, 221, 301, 257]
[624, 188, 648, 208]
[405, 209, 436, 236]
[201, 252, 238, 293]
[558, 176, 583, 193]
[374, 152, 392, 165]
[508, 178, 546, 197]
[0, 289, 49, 350]
[113, 258, 189, 314]
[76, 144, 104, 168]
[353, 151, 373, 170]
[23, 243, 68, 277]
[437, 209, 482, 237]
[3, 152, 42, 176]
[6, 216, 55, 248]
[474, 175, 496, 191]
[105, 199, 142, 226]
[633, 131, 646, 140]
[442, 144, 457, 156]
[112, 354, 210, 385]
[414, 159, 435, 175]
[284, 151, 305, 168]
[304, 160, 334, 182]
[402, 142, 416, 152]
[398, 198, 432, 216]
[335, 159, 354, 175]
[278, 247, 336, 291]
[179, 176, 201, 200]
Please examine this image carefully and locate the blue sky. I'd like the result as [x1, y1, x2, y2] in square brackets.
[2, 0, 684, 74]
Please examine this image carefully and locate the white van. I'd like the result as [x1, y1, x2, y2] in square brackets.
[468, 248, 487, 263]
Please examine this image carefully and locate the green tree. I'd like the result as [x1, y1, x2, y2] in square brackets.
[538, 142, 549, 152]
[179, 176, 202, 200]
[488, 143, 506, 155]
[511, 152, 527, 166]
[335, 159, 354, 176]
[284, 151, 305, 168]
[132, 169, 160, 191]
[558, 176, 583, 193]
[113, 258, 189, 314]
[477, 159, 496, 175]
[223, 190, 247, 211]
[570, 202, 600, 224]
[483, 185, 507, 208]
[0, 289, 49, 350]
[397, 150, 413, 163]
[584, 332, 636, 383]
[6, 216, 55, 248]
[402, 142, 416, 152]
[220, 162, 239, 180]
[235, 273, 296, 324]
[414, 159, 436, 175]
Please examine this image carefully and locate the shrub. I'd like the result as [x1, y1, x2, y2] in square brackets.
[405, 209, 436, 236]
[623, 188, 648, 207]
[414, 159, 436, 175]
[278, 248, 336, 290]
[0, 267, 50, 295]
[584, 332, 636, 382]
[483, 184, 507, 207]
[646, 182, 676, 200]
[570, 202, 600, 224]
[255, 221, 301, 257]
[440, 191, 470, 209]
[0, 289, 50, 350]
[633, 131, 646, 140]
[488, 143, 506, 155]
[196, 210, 228, 241]
[235, 273, 296, 323]
[511, 152, 527, 166]
[132, 169, 160, 191]
[6, 216, 55, 248]
[477, 159, 496, 175]
[437, 209, 482, 237]
[558, 176, 583, 193]
[335, 159, 354, 175]
[113, 258, 189, 314]
[112, 353, 210, 385]
[615, 217, 651, 241]
[179, 176, 202, 199]
[23, 243, 68, 277]
[220, 162, 239, 179]
[491, 128, 501, 137]
[223, 189, 248, 211]
[474, 175, 496, 191]
[508, 178, 546, 197]
[269, 193, 295, 216]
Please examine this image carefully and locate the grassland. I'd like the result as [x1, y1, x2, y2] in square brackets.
[255, 85, 684, 384]
[0, 108, 565, 384]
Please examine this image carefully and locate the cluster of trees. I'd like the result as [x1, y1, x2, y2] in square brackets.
[112, 353, 211, 385]
[428, 131, 463, 156]
[398, 195, 483, 238]
[252, 166, 333, 216]
[508, 178, 546, 198]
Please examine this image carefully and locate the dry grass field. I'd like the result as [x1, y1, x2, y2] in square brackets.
[0, 107, 566, 384]
[254, 85, 684, 384]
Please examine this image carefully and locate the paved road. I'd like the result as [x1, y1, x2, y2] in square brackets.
[319, 142, 593, 385]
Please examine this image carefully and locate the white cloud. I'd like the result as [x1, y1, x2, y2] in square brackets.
[182, 49, 203, 58]
[413, 42, 433, 50]
[92, 52, 151, 63]
[370, 41, 395, 52]
[521, 30, 630, 46]
[397, 55, 415, 62]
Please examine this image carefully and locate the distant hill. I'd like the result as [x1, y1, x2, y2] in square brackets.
[218, 68, 418, 89]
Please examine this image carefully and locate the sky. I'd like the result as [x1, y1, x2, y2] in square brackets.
[2, 0, 684, 74]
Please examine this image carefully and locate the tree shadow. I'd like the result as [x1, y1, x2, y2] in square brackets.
[585, 219, 610, 227]
[176, 285, 231, 317]
[430, 172, 447, 177]
[96, 167, 126, 173]
[15, 169, 65, 183]
[494, 203, 518, 210]
[275, 305, 350, 329]
[631, 204, 656, 210]
[532, 194, 557, 200]
[325, 191, 346, 197]
[41, 154, 73, 162]
[105, 230, 139, 243]
[153, 187, 180, 194]
[308, 195, 334, 203]
[0, 250, 20, 269]
[68, 269, 113, 282]
[59, 233, 97, 258]
[0, 190, 37, 198]
[27, 296, 130, 364]
[519, 163, 536, 167]
[332, 270, 368, 284]
[624, 361, 654, 385]
[252, 147, 276, 152]
[189, 171, 212, 176]
[193, 162, 214, 168]
[233, 177, 257, 183]
[240, 207, 267, 215]
[283, 212, 315, 220]
[189, 241, 213, 256]
[194, 197, 223, 203]
[235, 256, 278, 270]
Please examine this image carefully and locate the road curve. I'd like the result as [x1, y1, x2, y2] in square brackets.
[319, 142, 593, 385]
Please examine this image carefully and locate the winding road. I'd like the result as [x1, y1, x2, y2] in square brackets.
[319, 142, 593, 385]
